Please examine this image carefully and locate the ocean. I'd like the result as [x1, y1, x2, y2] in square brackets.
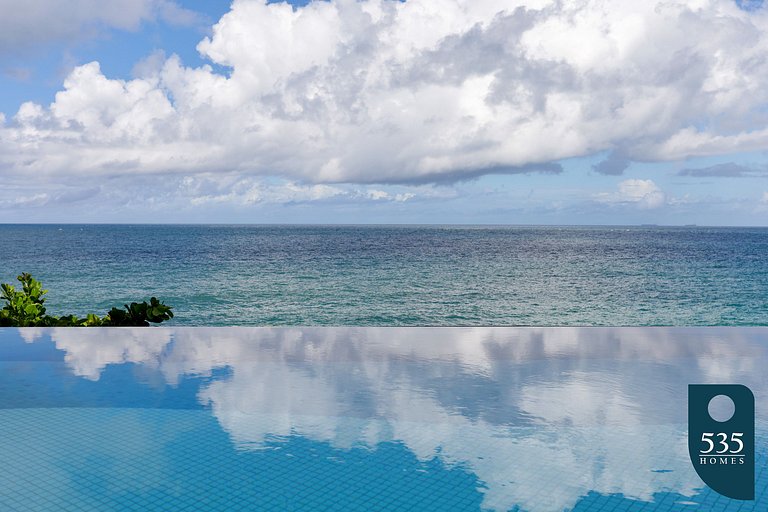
[1, 224, 766, 326]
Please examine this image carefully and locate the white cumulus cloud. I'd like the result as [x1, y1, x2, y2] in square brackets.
[0, 0, 199, 54]
[2, 0, 768, 185]
[595, 179, 668, 209]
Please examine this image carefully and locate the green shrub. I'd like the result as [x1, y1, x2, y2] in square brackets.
[0, 273, 173, 327]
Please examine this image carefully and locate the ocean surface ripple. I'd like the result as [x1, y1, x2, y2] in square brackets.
[1, 225, 766, 326]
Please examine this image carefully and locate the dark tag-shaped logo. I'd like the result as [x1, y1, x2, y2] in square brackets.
[688, 384, 754, 500]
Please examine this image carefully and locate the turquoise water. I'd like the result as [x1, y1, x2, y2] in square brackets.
[1, 225, 767, 326]
[0, 327, 765, 511]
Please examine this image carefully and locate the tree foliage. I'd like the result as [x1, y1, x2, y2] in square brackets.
[0, 273, 173, 327]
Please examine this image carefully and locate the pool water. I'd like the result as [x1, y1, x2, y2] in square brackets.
[0, 327, 765, 511]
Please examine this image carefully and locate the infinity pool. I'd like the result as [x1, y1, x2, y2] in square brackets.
[0, 327, 765, 511]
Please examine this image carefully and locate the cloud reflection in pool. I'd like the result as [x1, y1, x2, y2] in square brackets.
[14, 327, 768, 511]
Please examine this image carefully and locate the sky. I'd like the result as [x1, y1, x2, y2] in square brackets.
[1, 0, 768, 225]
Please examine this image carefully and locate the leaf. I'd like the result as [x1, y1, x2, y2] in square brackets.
[1, 273, 173, 327]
